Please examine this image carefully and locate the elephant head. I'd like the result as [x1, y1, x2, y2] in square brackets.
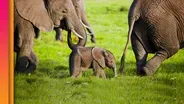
[15, 0, 86, 47]
[92, 47, 117, 77]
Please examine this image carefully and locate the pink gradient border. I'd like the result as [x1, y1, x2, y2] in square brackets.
[0, 0, 13, 104]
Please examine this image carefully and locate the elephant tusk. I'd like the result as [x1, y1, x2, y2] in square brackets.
[71, 29, 84, 39]
[80, 20, 91, 29]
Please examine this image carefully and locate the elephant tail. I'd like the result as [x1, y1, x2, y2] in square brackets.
[119, 1, 140, 73]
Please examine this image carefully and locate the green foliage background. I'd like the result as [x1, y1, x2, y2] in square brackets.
[15, 0, 184, 104]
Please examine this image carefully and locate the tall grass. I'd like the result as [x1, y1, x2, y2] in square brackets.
[15, 0, 184, 104]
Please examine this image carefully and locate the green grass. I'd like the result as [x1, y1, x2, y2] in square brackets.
[15, 0, 184, 104]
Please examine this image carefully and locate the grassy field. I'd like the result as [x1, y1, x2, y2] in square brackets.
[15, 0, 184, 104]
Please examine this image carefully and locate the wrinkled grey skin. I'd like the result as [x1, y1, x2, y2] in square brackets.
[69, 46, 117, 78]
[36, 0, 96, 43]
[14, 0, 86, 73]
[119, 0, 184, 76]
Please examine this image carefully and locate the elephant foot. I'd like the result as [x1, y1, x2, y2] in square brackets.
[71, 74, 81, 78]
[142, 67, 156, 76]
[15, 56, 28, 73]
[55, 37, 61, 41]
[15, 56, 37, 73]
[137, 68, 146, 76]
[91, 37, 96, 43]
[24, 63, 37, 73]
[70, 70, 82, 78]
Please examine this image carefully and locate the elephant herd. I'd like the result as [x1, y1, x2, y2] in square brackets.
[14, 0, 184, 77]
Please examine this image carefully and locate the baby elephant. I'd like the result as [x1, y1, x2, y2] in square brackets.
[69, 46, 117, 78]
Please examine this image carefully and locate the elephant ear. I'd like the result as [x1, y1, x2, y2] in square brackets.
[92, 47, 106, 68]
[15, 0, 54, 32]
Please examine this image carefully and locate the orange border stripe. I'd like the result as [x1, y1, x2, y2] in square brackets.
[9, 0, 14, 104]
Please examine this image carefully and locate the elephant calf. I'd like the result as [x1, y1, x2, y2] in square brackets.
[69, 46, 117, 78]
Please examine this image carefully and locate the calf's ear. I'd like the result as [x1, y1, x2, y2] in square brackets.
[92, 47, 106, 68]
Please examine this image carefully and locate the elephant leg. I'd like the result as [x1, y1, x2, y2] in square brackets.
[16, 49, 37, 73]
[16, 46, 33, 73]
[142, 51, 168, 75]
[131, 32, 148, 75]
[15, 21, 35, 73]
[143, 45, 179, 75]
[142, 17, 180, 75]
[95, 69, 106, 78]
[94, 69, 101, 78]
[93, 61, 104, 78]
[100, 70, 106, 79]
[54, 27, 62, 41]
[15, 56, 29, 73]
[15, 50, 27, 72]
[70, 53, 82, 78]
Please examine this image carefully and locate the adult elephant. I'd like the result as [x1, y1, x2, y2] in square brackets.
[35, 0, 96, 43]
[14, 0, 87, 73]
[119, 0, 184, 75]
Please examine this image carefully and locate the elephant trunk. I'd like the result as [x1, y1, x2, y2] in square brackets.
[67, 30, 75, 50]
[67, 11, 87, 50]
[67, 29, 86, 50]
